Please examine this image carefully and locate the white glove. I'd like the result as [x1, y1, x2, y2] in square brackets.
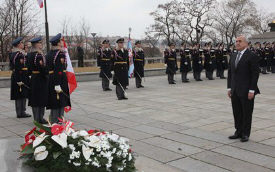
[55, 85, 62, 93]
[164, 64, 167, 67]
[184, 62, 188, 65]
[111, 71, 114, 75]
[198, 61, 201, 64]
[209, 62, 212, 64]
[17, 82, 23, 86]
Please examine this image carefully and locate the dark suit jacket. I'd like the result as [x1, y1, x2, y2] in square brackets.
[227, 49, 260, 97]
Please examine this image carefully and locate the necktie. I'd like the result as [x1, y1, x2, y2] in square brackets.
[235, 52, 241, 67]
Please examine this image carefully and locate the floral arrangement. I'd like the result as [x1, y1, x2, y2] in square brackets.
[20, 118, 136, 172]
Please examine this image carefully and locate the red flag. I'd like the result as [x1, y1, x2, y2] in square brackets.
[37, 0, 43, 8]
[63, 37, 77, 113]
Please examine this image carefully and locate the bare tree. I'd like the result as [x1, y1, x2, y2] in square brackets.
[79, 17, 91, 60]
[251, 9, 275, 34]
[212, 0, 257, 47]
[181, 0, 215, 44]
[0, 0, 41, 62]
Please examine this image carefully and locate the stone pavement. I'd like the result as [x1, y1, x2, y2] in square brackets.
[0, 72, 275, 172]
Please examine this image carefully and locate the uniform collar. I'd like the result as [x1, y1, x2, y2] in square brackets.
[51, 46, 62, 51]
[12, 47, 22, 53]
[31, 48, 43, 54]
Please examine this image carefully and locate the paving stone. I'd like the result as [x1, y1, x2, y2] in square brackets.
[250, 130, 275, 142]
[0, 118, 22, 127]
[198, 122, 233, 132]
[260, 138, 275, 147]
[135, 155, 183, 172]
[142, 137, 204, 156]
[168, 157, 230, 172]
[212, 145, 275, 169]
[162, 132, 223, 150]
[130, 125, 172, 135]
[191, 151, 274, 172]
[230, 142, 275, 158]
[113, 128, 154, 140]
[180, 128, 237, 144]
[131, 140, 184, 163]
[147, 121, 189, 132]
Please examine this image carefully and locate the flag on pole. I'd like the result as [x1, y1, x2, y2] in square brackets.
[128, 38, 134, 78]
[63, 37, 77, 113]
[37, 0, 43, 8]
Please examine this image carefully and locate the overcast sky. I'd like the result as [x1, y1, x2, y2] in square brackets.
[42, 0, 275, 39]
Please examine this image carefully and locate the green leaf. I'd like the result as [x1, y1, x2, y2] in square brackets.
[21, 144, 34, 154]
[33, 120, 52, 134]
[53, 151, 62, 159]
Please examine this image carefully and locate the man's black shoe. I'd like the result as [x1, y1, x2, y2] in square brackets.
[228, 134, 242, 139]
[241, 136, 249, 142]
[122, 97, 128, 100]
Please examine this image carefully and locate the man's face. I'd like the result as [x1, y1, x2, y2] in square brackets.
[118, 42, 123, 49]
[17, 41, 24, 49]
[235, 36, 248, 51]
[136, 44, 141, 48]
[36, 42, 42, 49]
[104, 43, 110, 48]
[170, 45, 175, 50]
[58, 40, 64, 47]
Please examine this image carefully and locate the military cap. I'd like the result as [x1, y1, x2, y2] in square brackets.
[102, 40, 109, 44]
[181, 41, 186, 46]
[254, 42, 259, 45]
[49, 33, 62, 44]
[272, 41, 275, 44]
[116, 38, 124, 43]
[11, 37, 23, 46]
[204, 42, 208, 46]
[29, 37, 42, 44]
[168, 42, 175, 46]
[193, 42, 199, 46]
[263, 42, 266, 45]
[135, 40, 141, 45]
[216, 43, 220, 47]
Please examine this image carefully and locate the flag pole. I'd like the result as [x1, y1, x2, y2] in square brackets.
[44, 0, 50, 53]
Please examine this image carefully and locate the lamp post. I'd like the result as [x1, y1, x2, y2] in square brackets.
[91, 32, 97, 59]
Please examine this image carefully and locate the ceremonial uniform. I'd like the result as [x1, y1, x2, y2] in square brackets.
[164, 43, 178, 84]
[46, 33, 71, 123]
[112, 38, 129, 100]
[215, 44, 226, 79]
[97, 40, 112, 91]
[10, 37, 31, 118]
[133, 41, 145, 88]
[204, 47, 215, 80]
[271, 42, 275, 73]
[192, 48, 203, 81]
[261, 46, 269, 74]
[28, 37, 48, 124]
[180, 47, 191, 82]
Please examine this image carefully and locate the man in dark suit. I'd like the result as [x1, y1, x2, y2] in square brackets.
[227, 35, 260, 142]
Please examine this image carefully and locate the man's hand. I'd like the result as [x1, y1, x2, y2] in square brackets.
[164, 64, 167, 67]
[228, 91, 231, 98]
[111, 71, 114, 75]
[248, 92, 255, 100]
[55, 85, 62, 93]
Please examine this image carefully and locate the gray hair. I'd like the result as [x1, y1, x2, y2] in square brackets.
[237, 34, 250, 43]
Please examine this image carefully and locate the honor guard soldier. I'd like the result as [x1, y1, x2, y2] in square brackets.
[270, 41, 275, 73]
[28, 37, 48, 124]
[254, 42, 263, 73]
[222, 43, 229, 78]
[204, 42, 215, 80]
[112, 38, 129, 100]
[97, 40, 112, 91]
[261, 42, 269, 74]
[215, 43, 226, 79]
[133, 40, 145, 88]
[191, 43, 203, 81]
[46, 33, 71, 123]
[10, 37, 31, 118]
[179, 41, 191, 83]
[164, 43, 178, 84]
[266, 42, 272, 72]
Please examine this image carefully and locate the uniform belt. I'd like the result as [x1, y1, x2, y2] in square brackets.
[115, 62, 127, 64]
[22, 68, 28, 71]
[32, 71, 40, 74]
[49, 70, 66, 74]
[168, 58, 175, 60]
[135, 59, 143, 61]
[101, 58, 110, 61]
